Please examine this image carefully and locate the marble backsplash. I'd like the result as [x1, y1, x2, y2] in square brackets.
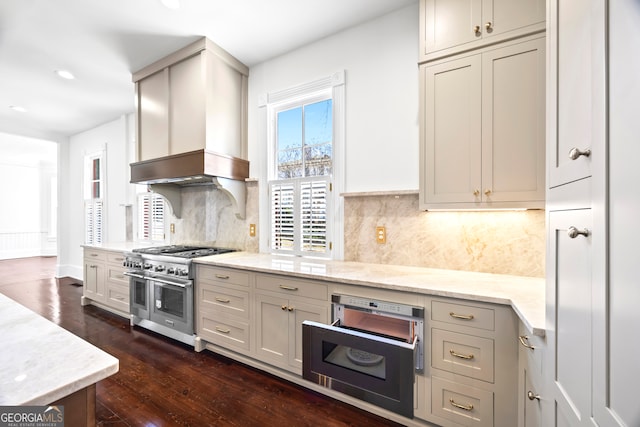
[170, 180, 259, 253]
[344, 193, 545, 278]
[168, 183, 544, 278]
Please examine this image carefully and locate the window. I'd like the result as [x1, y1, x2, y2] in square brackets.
[137, 191, 167, 242]
[269, 93, 334, 257]
[84, 152, 104, 245]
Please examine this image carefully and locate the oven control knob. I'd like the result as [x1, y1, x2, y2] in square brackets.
[155, 265, 165, 272]
[135, 262, 143, 269]
[177, 269, 188, 277]
[167, 267, 176, 275]
[143, 263, 152, 270]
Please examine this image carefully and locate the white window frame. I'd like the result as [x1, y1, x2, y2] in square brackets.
[137, 191, 168, 243]
[259, 71, 345, 259]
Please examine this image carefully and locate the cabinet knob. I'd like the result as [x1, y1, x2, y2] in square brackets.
[527, 391, 541, 401]
[281, 305, 287, 311]
[473, 25, 481, 34]
[485, 21, 493, 31]
[288, 306, 294, 312]
[484, 189, 492, 196]
[473, 189, 480, 197]
[568, 147, 591, 160]
[567, 226, 590, 239]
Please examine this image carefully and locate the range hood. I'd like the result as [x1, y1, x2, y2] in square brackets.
[130, 149, 249, 219]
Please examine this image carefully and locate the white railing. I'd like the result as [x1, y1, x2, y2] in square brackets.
[0, 232, 57, 260]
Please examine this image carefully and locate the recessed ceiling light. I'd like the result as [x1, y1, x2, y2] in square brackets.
[9, 105, 27, 113]
[160, 0, 180, 9]
[54, 69, 75, 80]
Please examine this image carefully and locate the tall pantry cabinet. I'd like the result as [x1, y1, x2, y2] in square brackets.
[545, 1, 640, 426]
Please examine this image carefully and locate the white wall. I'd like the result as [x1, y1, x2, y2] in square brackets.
[247, 3, 419, 192]
[57, 114, 134, 279]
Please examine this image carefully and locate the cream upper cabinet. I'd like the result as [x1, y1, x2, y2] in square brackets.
[420, 36, 545, 210]
[419, 0, 545, 62]
[133, 38, 249, 162]
[546, 0, 599, 190]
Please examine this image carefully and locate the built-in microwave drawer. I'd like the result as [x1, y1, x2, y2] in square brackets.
[432, 328, 494, 382]
[199, 282, 250, 319]
[432, 300, 495, 331]
[198, 312, 250, 352]
[256, 274, 328, 301]
[432, 376, 494, 427]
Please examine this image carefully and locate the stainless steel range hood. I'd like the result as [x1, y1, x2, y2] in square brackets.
[130, 149, 249, 219]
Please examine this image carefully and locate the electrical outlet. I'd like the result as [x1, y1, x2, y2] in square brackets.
[170, 223, 175, 233]
[376, 226, 386, 244]
[249, 223, 256, 237]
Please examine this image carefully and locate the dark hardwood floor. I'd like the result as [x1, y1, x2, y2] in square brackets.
[0, 257, 405, 427]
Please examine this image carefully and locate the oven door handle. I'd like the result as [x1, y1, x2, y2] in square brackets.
[123, 272, 146, 280]
[149, 277, 192, 288]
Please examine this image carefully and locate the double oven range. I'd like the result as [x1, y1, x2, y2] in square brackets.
[123, 245, 235, 346]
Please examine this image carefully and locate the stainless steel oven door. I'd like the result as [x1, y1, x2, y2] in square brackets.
[126, 272, 150, 320]
[302, 320, 417, 418]
[148, 277, 193, 335]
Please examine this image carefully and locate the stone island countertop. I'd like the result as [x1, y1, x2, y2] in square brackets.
[0, 293, 119, 405]
[194, 252, 546, 336]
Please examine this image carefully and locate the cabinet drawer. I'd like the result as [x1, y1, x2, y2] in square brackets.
[106, 265, 128, 286]
[432, 300, 495, 331]
[197, 265, 250, 287]
[106, 283, 129, 312]
[432, 376, 494, 427]
[256, 274, 328, 301]
[432, 329, 494, 382]
[199, 283, 249, 319]
[198, 313, 250, 352]
[84, 250, 106, 261]
[107, 252, 125, 265]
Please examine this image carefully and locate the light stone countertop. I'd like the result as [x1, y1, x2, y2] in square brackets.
[194, 252, 546, 337]
[0, 293, 119, 405]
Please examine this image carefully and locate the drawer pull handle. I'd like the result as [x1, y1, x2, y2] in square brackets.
[215, 274, 230, 280]
[115, 296, 125, 300]
[518, 335, 536, 350]
[527, 390, 541, 401]
[279, 285, 299, 291]
[215, 327, 231, 334]
[449, 312, 474, 320]
[90, 253, 99, 257]
[115, 275, 125, 279]
[449, 399, 474, 411]
[215, 297, 231, 303]
[114, 257, 124, 261]
[449, 349, 474, 360]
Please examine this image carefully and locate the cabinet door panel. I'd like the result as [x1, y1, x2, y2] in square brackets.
[422, 55, 482, 204]
[548, 0, 600, 188]
[288, 300, 329, 370]
[486, 0, 545, 39]
[546, 209, 592, 426]
[423, 0, 481, 54]
[482, 38, 545, 203]
[255, 294, 289, 366]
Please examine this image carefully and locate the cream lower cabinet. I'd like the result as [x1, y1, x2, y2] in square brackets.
[83, 249, 106, 304]
[517, 323, 545, 427]
[195, 265, 253, 355]
[426, 298, 518, 427]
[420, 35, 545, 210]
[82, 248, 129, 315]
[254, 273, 330, 375]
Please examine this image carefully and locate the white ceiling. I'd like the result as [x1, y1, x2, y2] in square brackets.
[0, 0, 416, 141]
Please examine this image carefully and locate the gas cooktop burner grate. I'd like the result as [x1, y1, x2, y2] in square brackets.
[132, 245, 236, 258]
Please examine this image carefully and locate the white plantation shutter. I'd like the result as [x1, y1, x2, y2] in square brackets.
[270, 182, 295, 251]
[300, 179, 328, 253]
[270, 177, 330, 256]
[138, 193, 166, 242]
[85, 200, 103, 245]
